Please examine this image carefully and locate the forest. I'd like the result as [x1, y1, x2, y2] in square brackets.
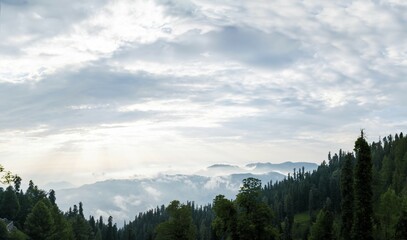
[1, 131, 407, 240]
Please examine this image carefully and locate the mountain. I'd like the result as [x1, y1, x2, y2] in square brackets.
[246, 161, 318, 174]
[43, 181, 76, 190]
[55, 161, 317, 225]
[196, 164, 245, 176]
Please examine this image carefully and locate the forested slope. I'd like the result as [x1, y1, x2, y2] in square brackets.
[1, 132, 407, 239]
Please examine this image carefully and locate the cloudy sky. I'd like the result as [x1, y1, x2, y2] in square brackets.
[0, 0, 406, 186]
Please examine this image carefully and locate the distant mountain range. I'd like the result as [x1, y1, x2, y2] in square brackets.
[246, 161, 320, 174]
[55, 161, 318, 225]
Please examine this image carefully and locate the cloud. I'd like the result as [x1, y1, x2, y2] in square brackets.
[113, 195, 142, 211]
[0, 0, 406, 186]
[144, 186, 162, 200]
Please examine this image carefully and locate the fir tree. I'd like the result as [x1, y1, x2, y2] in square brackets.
[155, 200, 196, 240]
[0, 185, 20, 220]
[352, 131, 373, 240]
[309, 204, 334, 240]
[395, 210, 407, 240]
[340, 153, 353, 240]
[25, 200, 54, 240]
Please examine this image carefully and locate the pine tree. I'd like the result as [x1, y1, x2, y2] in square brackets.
[79, 202, 84, 218]
[155, 200, 196, 240]
[309, 205, 334, 240]
[395, 211, 407, 240]
[212, 195, 238, 239]
[25, 200, 54, 240]
[340, 153, 353, 240]
[106, 216, 114, 240]
[48, 205, 74, 240]
[0, 185, 20, 220]
[48, 190, 56, 206]
[352, 131, 373, 240]
[377, 188, 401, 239]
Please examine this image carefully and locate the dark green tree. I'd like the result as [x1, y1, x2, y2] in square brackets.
[395, 210, 407, 240]
[0, 220, 8, 240]
[48, 190, 56, 206]
[212, 178, 277, 240]
[106, 216, 114, 240]
[24, 200, 54, 240]
[72, 215, 92, 240]
[48, 209, 74, 240]
[282, 193, 294, 240]
[0, 186, 20, 220]
[14, 176, 22, 193]
[212, 195, 238, 239]
[155, 200, 196, 240]
[377, 188, 401, 239]
[340, 153, 353, 240]
[95, 229, 102, 240]
[352, 131, 373, 240]
[236, 178, 277, 240]
[308, 205, 334, 240]
[79, 202, 84, 218]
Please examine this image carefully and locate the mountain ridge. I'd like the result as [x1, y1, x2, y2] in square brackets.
[55, 161, 318, 225]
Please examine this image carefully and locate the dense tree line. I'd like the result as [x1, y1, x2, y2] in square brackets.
[1, 131, 407, 239]
[0, 171, 121, 240]
[263, 132, 407, 239]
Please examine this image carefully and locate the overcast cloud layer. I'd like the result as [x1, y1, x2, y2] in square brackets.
[0, 0, 406, 185]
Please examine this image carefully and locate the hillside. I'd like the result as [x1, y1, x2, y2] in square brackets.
[1, 132, 407, 240]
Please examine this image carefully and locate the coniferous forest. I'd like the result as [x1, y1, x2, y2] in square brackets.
[1, 132, 407, 240]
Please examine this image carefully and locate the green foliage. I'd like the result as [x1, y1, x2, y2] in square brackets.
[8, 229, 29, 240]
[0, 164, 19, 184]
[0, 186, 20, 220]
[48, 207, 74, 240]
[155, 200, 196, 240]
[0, 220, 8, 240]
[308, 206, 334, 240]
[48, 190, 56, 206]
[340, 153, 353, 240]
[212, 195, 237, 239]
[377, 188, 401, 239]
[353, 131, 373, 240]
[291, 213, 311, 240]
[395, 210, 407, 240]
[24, 200, 54, 240]
[72, 215, 92, 240]
[3, 131, 407, 240]
[213, 178, 277, 240]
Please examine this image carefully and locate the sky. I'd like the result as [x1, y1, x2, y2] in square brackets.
[0, 0, 406, 187]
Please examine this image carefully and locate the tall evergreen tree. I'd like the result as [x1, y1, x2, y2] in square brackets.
[212, 178, 277, 240]
[340, 153, 353, 240]
[377, 188, 401, 239]
[0, 185, 20, 220]
[309, 205, 334, 240]
[155, 200, 196, 240]
[48, 190, 56, 206]
[107, 216, 114, 240]
[352, 131, 373, 240]
[79, 202, 84, 218]
[49, 208, 75, 240]
[25, 200, 54, 240]
[212, 195, 238, 239]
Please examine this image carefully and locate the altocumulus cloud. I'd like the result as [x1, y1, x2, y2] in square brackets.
[0, 0, 406, 185]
